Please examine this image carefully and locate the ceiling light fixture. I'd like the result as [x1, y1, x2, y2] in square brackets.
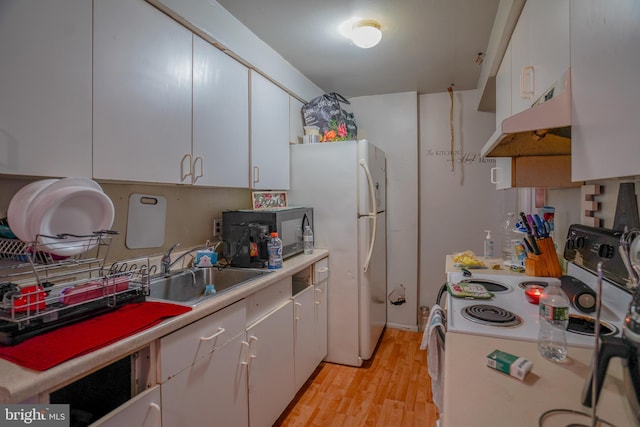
[350, 19, 382, 49]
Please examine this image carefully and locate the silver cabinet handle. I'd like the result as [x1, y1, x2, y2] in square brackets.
[193, 156, 204, 183]
[181, 153, 193, 182]
[240, 340, 250, 366]
[490, 167, 499, 184]
[295, 302, 302, 320]
[520, 65, 535, 99]
[248, 335, 258, 362]
[200, 327, 225, 342]
[149, 402, 161, 427]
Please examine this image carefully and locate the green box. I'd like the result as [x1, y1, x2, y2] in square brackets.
[487, 349, 532, 381]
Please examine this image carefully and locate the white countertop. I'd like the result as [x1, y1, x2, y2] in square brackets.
[0, 250, 328, 403]
[443, 332, 636, 427]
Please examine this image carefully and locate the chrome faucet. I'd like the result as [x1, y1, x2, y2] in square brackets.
[161, 242, 215, 275]
[161, 243, 181, 275]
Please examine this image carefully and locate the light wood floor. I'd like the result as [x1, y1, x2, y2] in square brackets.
[275, 328, 439, 427]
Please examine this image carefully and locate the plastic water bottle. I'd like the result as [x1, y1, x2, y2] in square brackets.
[267, 232, 283, 270]
[483, 230, 494, 258]
[502, 213, 516, 261]
[538, 280, 569, 362]
[303, 226, 314, 255]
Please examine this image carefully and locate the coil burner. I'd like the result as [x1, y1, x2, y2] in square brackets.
[518, 280, 549, 290]
[458, 279, 510, 293]
[461, 304, 523, 327]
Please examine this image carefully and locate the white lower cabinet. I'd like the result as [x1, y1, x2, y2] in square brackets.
[293, 260, 328, 390]
[160, 333, 249, 427]
[246, 299, 295, 427]
[157, 260, 328, 427]
[92, 386, 162, 427]
[159, 300, 248, 426]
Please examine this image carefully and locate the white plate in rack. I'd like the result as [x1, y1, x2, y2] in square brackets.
[7, 179, 59, 242]
[40, 177, 103, 195]
[28, 185, 115, 256]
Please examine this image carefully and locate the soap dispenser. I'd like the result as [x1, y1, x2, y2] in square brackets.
[484, 230, 494, 258]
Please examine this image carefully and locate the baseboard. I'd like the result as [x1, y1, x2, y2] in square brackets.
[386, 322, 418, 332]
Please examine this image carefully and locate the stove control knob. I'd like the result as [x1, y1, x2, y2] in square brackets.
[576, 236, 586, 249]
[598, 243, 615, 259]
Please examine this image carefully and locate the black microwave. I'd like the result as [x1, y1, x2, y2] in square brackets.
[222, 207, 313, 267]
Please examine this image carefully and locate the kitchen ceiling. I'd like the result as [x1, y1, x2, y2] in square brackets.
[216, 0, 501, 98]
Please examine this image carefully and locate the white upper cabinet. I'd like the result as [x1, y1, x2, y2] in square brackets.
[250, 72, 291, 190]
[493, 43, 514, 190]
[570, 0, 640, 181]
[93, 0, 192, 184]
[289, 97, 304, 145]
[0, 0, 92, 177]
[510, 0, 570, 114]
[193, 35, 250, 187]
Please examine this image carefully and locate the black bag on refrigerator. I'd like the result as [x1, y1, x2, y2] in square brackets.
[301, 92, 357, 141]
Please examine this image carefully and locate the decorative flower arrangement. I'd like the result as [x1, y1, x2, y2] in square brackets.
[321, 120, 349, 142]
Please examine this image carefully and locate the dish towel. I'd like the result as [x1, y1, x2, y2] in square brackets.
[0, 301, 191, 371]
[420, 304, 445, 422]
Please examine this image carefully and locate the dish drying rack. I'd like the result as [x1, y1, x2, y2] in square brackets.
[0, 232, 150, 345]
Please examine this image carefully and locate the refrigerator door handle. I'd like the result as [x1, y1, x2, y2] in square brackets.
[359, 159, 377, 273]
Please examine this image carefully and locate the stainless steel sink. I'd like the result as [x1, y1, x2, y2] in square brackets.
[148, 267, 268, 306]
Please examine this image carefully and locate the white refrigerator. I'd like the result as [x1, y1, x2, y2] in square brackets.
[289, 140, 387, 367]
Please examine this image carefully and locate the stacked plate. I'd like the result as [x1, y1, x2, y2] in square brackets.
[7, 178, 115, 256]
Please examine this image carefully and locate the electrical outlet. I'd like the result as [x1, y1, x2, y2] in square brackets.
[213, 218, 223, 237]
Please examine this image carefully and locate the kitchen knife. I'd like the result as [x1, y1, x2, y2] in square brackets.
[522, 237, 534, 254]
[527, 235, 540, 255]
[526, 214, 538, 238]
[519, 212, 532, 235]
[533, 214, 550, 238]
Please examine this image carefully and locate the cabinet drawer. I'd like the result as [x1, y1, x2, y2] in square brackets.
[314, 257, 329, 284]
[246, 277, 292, 326]
[159, 299, 246, 381]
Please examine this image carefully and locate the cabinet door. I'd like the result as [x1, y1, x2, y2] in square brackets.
[159, 299, 246, 382]
[510, 0, 570, 114]
[491, 158, 513, 190]
[293, 285, 316, 390]
[193, 35, 250, 187]
[289, 96, 304, 145]
[493, 43, 513, 189]
[92, 386, 161, 427]
[571, 0, 640, 181]
[314, 280, 328, 366]
[161, 333, 249, 427]
[247, 300, 295, 427]
[0, 0, 92, 177]
[250, 72, 290, 190]
[93, 0, 192, 184]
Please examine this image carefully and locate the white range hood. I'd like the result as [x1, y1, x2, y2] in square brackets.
[481, 69, 572, 158]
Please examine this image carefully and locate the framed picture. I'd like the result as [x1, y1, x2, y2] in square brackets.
[251, 191, 288, 210]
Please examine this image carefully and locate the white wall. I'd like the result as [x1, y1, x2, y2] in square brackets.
[419, 89, 517, 307]
[349, 92, 420, 330]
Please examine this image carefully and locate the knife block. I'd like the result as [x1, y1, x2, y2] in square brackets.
[525, 237, 563, 277]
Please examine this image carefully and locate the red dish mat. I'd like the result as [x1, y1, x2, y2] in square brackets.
[0, 301, 191, 371]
